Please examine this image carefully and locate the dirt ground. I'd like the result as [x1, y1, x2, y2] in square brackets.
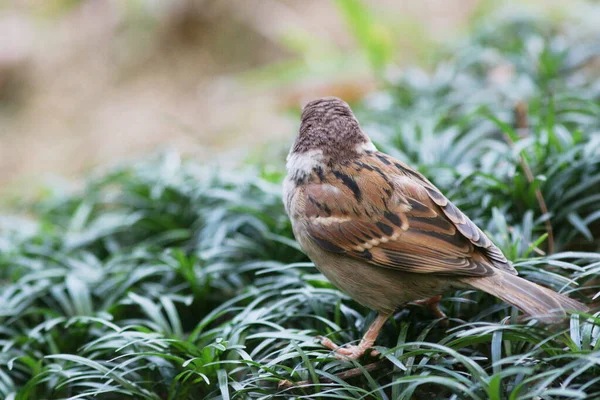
[0, 0, 484, 198]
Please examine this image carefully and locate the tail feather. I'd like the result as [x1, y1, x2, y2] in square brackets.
[465, 271, 588, 323]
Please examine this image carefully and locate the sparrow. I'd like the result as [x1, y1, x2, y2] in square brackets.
[283, 97, 588, 360]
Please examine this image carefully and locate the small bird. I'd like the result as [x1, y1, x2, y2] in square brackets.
[283, 97, 588, 360]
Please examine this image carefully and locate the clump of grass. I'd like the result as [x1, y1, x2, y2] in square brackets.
[1, 10, 600, 400]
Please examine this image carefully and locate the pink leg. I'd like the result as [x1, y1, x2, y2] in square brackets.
[410, 295, 448, 321]
[318, 313, 390, 360]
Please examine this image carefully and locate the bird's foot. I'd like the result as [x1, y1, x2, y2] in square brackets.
[317, 336, 379, 360]
[410, 295, 449, 325]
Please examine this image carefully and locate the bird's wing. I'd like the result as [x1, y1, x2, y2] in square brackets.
[300, 152, 515, 277]
[389, 155, 515, 274]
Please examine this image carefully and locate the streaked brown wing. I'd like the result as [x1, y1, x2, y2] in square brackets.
[388, 156, 515, 274]
[302, 160, 496, 277]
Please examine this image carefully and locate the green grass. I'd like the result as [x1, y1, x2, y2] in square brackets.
[2, 9, 600, 400]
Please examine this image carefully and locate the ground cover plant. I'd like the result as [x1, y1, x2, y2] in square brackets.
[1, 9, 600, 400]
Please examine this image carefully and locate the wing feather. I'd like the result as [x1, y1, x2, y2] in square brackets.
[300, 152, 514, 276]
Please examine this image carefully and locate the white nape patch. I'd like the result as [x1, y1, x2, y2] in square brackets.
[286, 149, 324, 177]
[356, 140, 377, 153]
[282, 175, 296, 215]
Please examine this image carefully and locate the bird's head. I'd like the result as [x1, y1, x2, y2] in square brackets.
[292, 97, 375, 161]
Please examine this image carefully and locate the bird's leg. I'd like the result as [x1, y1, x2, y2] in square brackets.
[410, 295, 447, 320]
[318, 313, 390, 360]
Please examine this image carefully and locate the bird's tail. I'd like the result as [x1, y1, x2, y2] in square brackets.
[464, 271, 588, 323]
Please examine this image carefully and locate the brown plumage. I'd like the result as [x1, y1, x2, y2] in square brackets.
[283, 96, 588, 359]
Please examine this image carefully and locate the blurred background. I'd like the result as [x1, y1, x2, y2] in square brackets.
[0, 0, 580, 198]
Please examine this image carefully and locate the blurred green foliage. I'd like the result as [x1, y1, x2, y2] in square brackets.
[334, 0, 394, 71]
[1, 6, 600, 400]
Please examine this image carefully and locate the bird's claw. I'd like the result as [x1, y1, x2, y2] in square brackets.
[410, 295, 449, 326]
[316, 336, 379, 360]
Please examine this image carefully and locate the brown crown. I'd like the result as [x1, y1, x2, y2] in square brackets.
[293, 97, 369, 159]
